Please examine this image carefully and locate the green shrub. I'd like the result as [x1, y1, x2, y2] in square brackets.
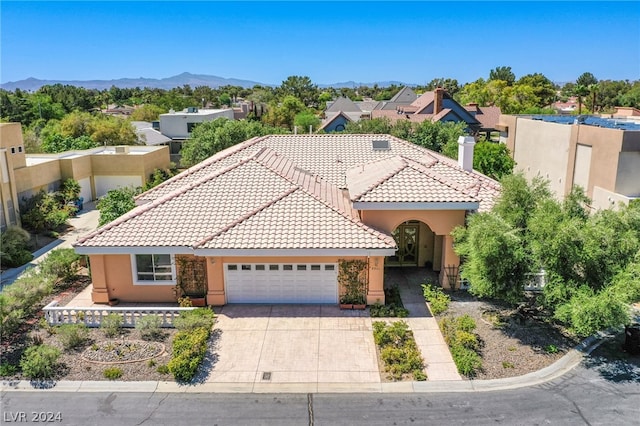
[502, 361, 515, 369]
[0, 362, 18, 376]
[450, 345, 482, 377]
[173, 308, 214, 331]
[57, 323, 89, 350]
[147, 359, 156, 368]
[0, 269, 54, 338]
[455, 315, 477, 333]
[156, 365, 170, 375]
[136, 315, 163, 340]
[101, 313, 123, 337]
[103, 367, 123, 380]
[545, 344, 559, 354]
[439, 315, 483, 377]
[372, 321, 425, 381]
[422, 284, 450, 315]
[39, 248, 80, 283]
[0, 226, 33, 268]
[370, 303, 409, 318]
[20, 345, 61, 379]
[168, 327, 210, 382]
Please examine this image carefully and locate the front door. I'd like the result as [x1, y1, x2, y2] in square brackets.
[387, 223, 419, 266]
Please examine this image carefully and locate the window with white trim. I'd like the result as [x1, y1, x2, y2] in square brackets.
[132, 254, 175, 284]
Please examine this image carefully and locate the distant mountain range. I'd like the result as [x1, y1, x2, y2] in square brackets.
[0, 72, 413, 91]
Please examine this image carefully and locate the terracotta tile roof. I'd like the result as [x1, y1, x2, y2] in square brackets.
[346, 155, 483, 205]
[76, 145, 395, 250]
[78, 134, 500, 251]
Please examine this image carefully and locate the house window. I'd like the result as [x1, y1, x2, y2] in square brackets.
[187, 122, 198, 133]
[132, 254, 175, 284]
[311, 265, 321, 271]
[18, 146, 23, 153]
[10, 147, 15, 154]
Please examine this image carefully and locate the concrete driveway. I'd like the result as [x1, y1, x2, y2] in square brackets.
[207, 305, 380, 390]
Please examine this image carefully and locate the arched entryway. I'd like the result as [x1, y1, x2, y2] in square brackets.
[386, 220, 440, 271]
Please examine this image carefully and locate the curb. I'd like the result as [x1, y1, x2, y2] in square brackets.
[0, 332, 611, 394]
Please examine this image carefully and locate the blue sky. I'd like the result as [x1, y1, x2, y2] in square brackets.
[1, 1, 639, 85]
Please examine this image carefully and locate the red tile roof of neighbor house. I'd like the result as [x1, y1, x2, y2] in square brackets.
[76, 134, 499, 251]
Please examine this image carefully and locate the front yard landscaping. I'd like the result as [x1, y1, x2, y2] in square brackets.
[373, 320, 426, 381]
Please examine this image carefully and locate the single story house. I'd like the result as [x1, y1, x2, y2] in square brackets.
[74, 134, 499, 306]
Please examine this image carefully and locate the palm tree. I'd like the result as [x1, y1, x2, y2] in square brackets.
[574, 85, 590, 115]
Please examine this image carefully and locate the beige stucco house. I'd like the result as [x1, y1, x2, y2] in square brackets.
[74, 134, 499, 306]
[0, 123, 170, 230]
[497, 115, 640, 210]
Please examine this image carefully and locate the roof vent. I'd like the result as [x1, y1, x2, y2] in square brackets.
[372, 139, 390, 151]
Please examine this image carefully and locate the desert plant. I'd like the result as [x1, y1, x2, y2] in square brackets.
[101, 313, 123, 337]
[545, 344, 559, 354]
[0, 362, 18, 376]
[156, 365, 170, 375]
[173, 308, 214, 331]
[0, 226, 33, 268]
[372, 320, 425, 381]
[422, 283, 450, 315]
[19, 344, 61, 379]
[57, 323, 89, 350]
[439, 315, 482, 377]
[38, 248, 81, 284]
[147, 359, 157, 368]
[0, 269, 54, 338]
[103, 367, 123, 380]
[136, 315, 164, 340]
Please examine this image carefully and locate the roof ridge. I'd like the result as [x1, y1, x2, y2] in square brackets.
[75, 156, 258, 246]
[253, 148, 360, 218]
[350, 156, 408, 201]
[402, 156, 480, 199]
[137, 135, 269, 201]
[192, 187, 299, 249]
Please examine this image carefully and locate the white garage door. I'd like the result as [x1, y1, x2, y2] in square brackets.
[225, 263, 338, 304]
[94, 175, 141, 198]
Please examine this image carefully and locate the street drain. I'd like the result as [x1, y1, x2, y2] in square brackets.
[262, 372, 272, 381]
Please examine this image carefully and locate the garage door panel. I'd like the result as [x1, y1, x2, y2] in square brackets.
[225, 263, 337, 304]
[94, 175, 142, 198]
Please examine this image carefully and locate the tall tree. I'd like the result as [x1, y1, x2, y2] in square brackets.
[276, 76, 319, 107]
[488, 66, 516, 86]
[576, 72, 598, 87]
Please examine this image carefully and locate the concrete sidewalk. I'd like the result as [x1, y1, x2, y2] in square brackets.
[0, 202, 99, 289]
[1, 333, 607, 394]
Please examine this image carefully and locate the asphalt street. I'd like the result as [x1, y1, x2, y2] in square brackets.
[2, 356, 638, 426]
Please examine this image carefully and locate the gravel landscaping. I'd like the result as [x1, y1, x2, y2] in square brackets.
[441, 291, 579, 380]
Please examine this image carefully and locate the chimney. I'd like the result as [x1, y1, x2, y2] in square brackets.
[434, 87, 444, 114]
[457, 136, 475, 171]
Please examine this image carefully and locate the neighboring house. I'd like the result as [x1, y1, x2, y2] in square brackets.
[372, 88, 501, 136]
[552, 97, 578, 114]
[0, 123, 170, 230]
[321, 97, 368, 132]
[497, 114, 640, 210]
[159, 107, 234, 140]
[103, 104, 135, 117]
[375, 86, 418, 110]
[132, 121, 178, 164]
[73, 134, 499, 306]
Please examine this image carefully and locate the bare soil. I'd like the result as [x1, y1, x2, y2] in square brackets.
[441, 291, 579, 380]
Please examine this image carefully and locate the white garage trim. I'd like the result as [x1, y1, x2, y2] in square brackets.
[94, 175, 141, 198]
[224, 263, 338, 304]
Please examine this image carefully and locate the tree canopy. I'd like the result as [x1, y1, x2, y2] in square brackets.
[453, 174, 640, 336]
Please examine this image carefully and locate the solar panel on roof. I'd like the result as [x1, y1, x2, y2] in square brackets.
[531, 115, 640, 131]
